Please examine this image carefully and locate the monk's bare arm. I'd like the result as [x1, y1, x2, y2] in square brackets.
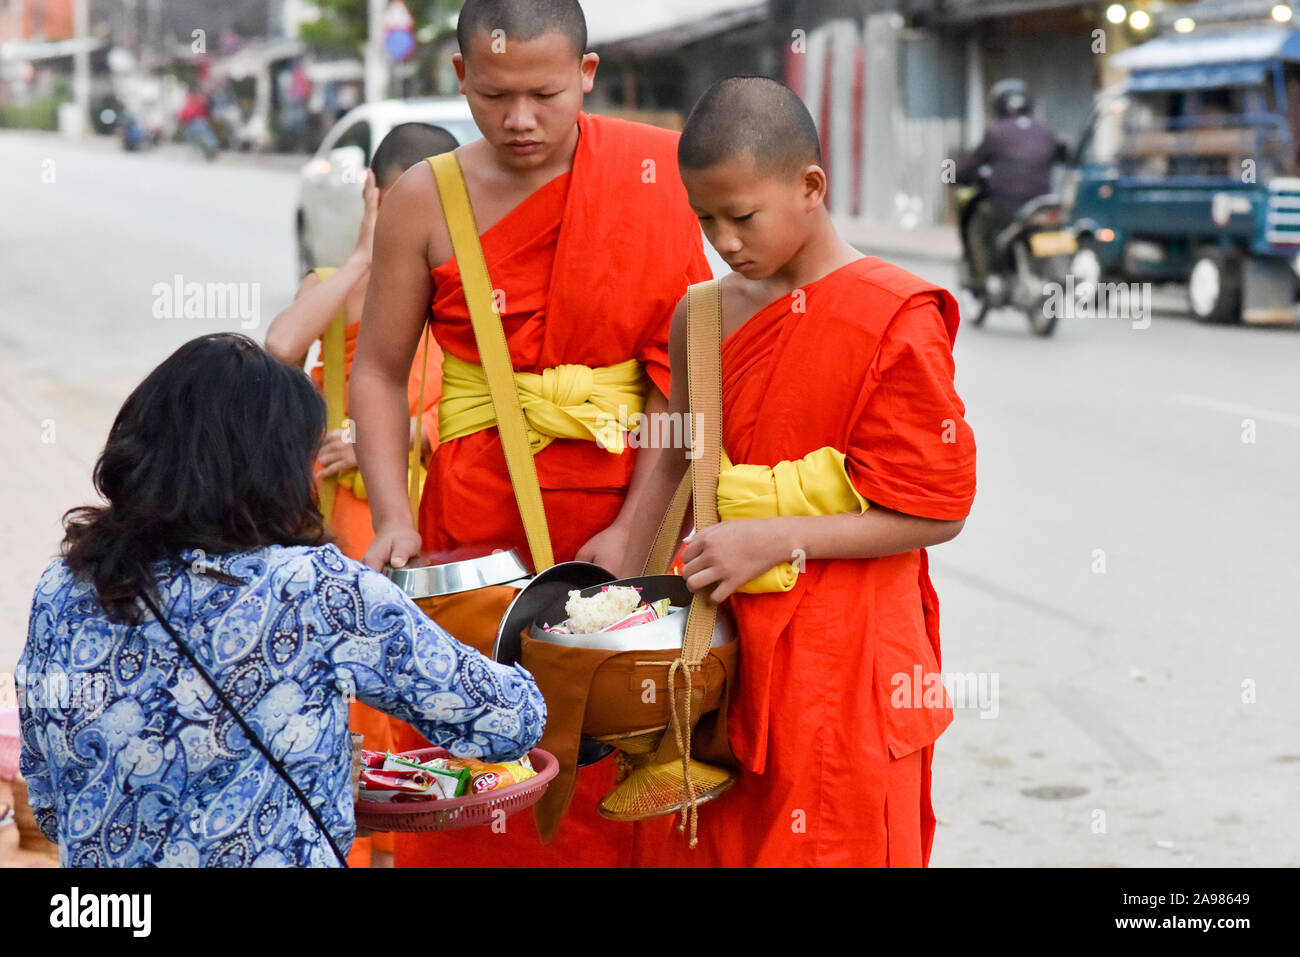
[769, 509, 965, 561]
[267, 169, 378, 364]
[350, 164, 437, 569]
[265, 264, 366, 364]
[681, 509, 965, 603]
[617, 297, 692, 577]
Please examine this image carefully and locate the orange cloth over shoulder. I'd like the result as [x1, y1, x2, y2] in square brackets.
[391, 113, 712, 869]
[308, 309, 442, 866]
[631, 257, 976, 867]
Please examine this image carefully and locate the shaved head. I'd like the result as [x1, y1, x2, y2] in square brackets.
[370, 122, 459, 186]
[679, 76, 822, 179]
[456, 0, 587, 60]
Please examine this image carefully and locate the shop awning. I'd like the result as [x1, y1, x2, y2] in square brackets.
[940, 0, 1091, 21]
[581, 0, 768, 54]
[1127, 61, 1271, 92]
[1114, 26, 1300, 72]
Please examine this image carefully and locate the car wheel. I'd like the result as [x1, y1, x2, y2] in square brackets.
[1187, 249, 1242, 324]
[297, 218, 315, 280]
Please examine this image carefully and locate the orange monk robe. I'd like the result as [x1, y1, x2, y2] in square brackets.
[389, 112, 712, 868]
[631, 257, 976, 867]
[308, 318, 443, 866]
[310, 320, 444, 561]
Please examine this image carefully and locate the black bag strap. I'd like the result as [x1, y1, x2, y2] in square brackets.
[138, 584, 349, 868]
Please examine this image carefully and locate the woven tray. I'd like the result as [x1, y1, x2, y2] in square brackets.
[354, 747, 557, 833]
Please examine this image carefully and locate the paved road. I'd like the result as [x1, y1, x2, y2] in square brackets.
[3, 131, 1298, 866]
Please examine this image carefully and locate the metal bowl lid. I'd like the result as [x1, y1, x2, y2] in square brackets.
[385, 548, 531, 600]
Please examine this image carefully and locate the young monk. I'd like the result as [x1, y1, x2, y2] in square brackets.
[265, 122, 456, 868]
[349, 0, 712, 867]
[624, 77, 977, 867]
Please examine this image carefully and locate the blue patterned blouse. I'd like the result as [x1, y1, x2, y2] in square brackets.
[16, 544, 546, 867]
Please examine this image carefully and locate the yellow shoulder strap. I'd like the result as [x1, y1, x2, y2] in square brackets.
[314, 267, 346, 522]
[427, 153, 554, 572]
[409, 326, 431, 524]
[681, 278, 724, 667]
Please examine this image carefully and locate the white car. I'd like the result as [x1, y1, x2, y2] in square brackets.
[296, 97, 482, 276]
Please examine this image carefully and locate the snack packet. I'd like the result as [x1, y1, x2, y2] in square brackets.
[358, 768, 440, 803]
[468, 761, 539, 793]
[383, 752, 472, 797]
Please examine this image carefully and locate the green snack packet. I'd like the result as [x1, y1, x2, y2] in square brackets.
[651, 597, 672, 619]
[426, 765, 472, 799]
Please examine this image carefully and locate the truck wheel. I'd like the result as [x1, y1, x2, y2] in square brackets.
[1188, 249, 1242, 324]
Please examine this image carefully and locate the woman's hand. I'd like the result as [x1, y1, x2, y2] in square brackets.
[679, 518, 793, 604]
[315, 428, 358, 479]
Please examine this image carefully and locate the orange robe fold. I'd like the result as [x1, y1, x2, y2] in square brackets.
[309, 315, 442, 866]
[631, 257, 976, 867]
[393, 113, 712, 868]
[310, 320, 443, 560]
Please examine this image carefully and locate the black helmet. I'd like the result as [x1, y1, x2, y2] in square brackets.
[990, 78, 1033, 119]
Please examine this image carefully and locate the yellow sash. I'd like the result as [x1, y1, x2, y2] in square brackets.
[312, 266, 427, 523]
[717, 445, 870, 593]
[437, 351, 647, 454]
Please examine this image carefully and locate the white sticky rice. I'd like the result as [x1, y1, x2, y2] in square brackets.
[564, 585, 643, 634]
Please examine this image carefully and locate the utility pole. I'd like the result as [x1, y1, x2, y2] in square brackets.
[73, 0, 90, 134]
[364, 0, 388, 103]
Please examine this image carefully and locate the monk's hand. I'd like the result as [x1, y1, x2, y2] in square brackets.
[575, 520, 632, 573]
[680, 519, 791, 604]
[363, 522, 423, 573]
[315, 428, 358, 480]
[350, 169, 379, 264]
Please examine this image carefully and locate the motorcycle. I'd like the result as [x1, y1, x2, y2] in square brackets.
[118, 112, 163, 152]
[956, 185, 1076, 337]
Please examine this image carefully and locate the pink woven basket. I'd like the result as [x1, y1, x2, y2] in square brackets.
[354, 747, 557, 833]
[0, 708, 19, 781]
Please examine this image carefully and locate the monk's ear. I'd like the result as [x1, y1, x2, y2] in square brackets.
[580, 52, 599, 93]
[453, 52, 467, 91]
[802, 164, 828, 210]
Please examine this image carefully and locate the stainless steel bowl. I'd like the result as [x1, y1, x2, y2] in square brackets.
[384, 549, 531, 600]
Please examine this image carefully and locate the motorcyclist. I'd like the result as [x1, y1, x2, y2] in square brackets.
[178, 86, 219, 159]
[956, 79, 1063, 295]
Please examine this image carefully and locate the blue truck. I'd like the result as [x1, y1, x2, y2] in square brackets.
[1065, 25, 1300, 324]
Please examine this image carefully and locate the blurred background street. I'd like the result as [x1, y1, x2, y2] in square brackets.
[5, 0, 1300, 868]
[4, 129, 1298, 866]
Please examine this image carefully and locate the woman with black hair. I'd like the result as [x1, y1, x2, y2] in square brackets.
[15, 333, 545, 867]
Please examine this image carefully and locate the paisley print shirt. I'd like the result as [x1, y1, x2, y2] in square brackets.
[16, 544, 546, 867]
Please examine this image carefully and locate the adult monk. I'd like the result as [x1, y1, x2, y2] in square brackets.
[349, 0, 711, 867]
[623, 77, 977, 867]
[266, 122, 456, 868]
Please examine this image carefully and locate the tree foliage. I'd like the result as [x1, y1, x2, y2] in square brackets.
[299, 0, 464, 55]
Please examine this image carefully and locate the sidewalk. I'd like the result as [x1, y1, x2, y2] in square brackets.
[834, 214, 962, 265]
[2, 128, 310, 172]
[0, 385, 95, 675]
